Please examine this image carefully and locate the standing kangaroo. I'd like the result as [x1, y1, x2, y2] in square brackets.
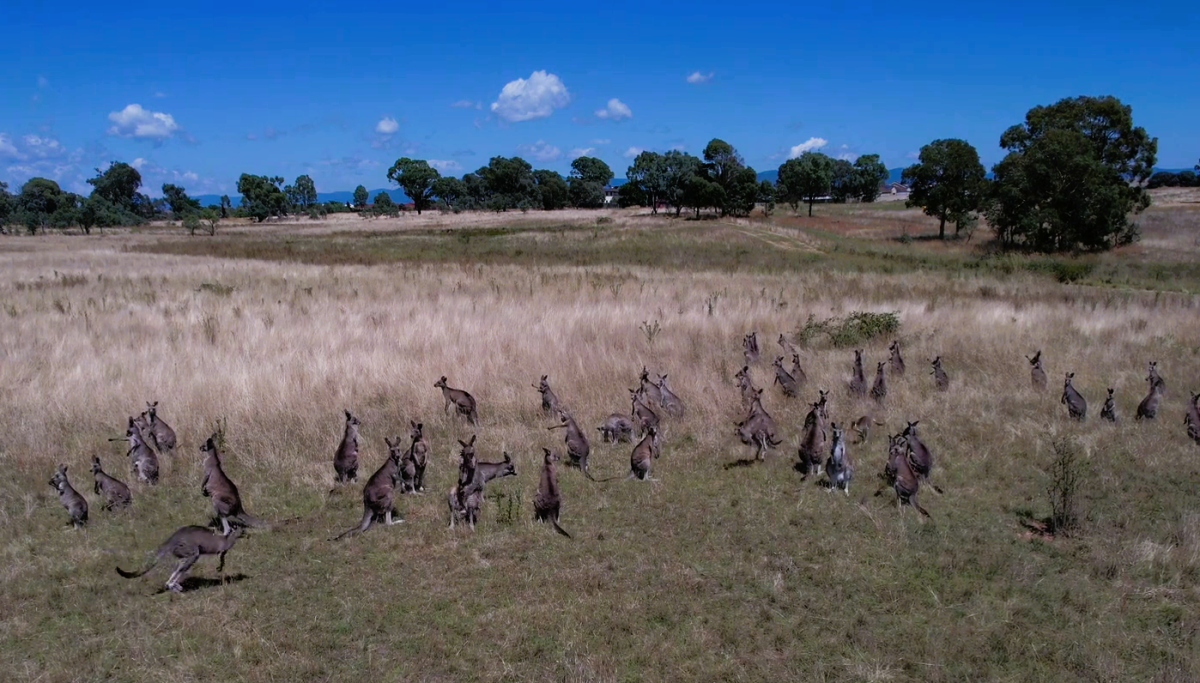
[627, 425, 661, 481]
[91, 456, 132, 511]
[1027, 351, 1047, 391]
[117, 526, 241, 593]
[1061, 372, 1087, 421]
[902, 420, 942, 493]
[639, 367, 664, 408]
[790, 353, 807, 388]
[825, 424, 853, 495]
[1137, 371, 1164, 420]
[402, 421, 429, 493]
[112, 417, 159, 485]
[656, 374, 685, 418]
[335, 437, 405, 540]
[772, 356, 798, 398]
[448, 439, 517, 531]
[548, 408, 595, 481]
[870, 361, 888, 403]
[1147, 361, 1166, 396]
[880, 434, 930, 516]
[736, 389, 782, 461]
[1185, 392, 1200, 445]
[630, 388, 660, 437]
[888, 340, 906, 377]
[797, 392, 829, 478]
[778, 334, 800, 359]
[848, 349, 867, 397]
[333, 410, 361, 484]
[435, 376, 478, 425]
[144, 401, 177, 454]
[735, 366, 759, 412]
[200, 436, 266, 535]
[533, 448, 572, 538]
[1101, 388, 1118, 423]
[743, 332, 761, 365]
[533, 375, 562, 418]
[597, 413, 634, 443]
[930, 356, 949, 392]
[49, 464, 88, 528]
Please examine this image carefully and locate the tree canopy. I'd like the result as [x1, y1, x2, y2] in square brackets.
[901, 139, 987, 239]
[286, 174, 318, 209]
[853, 154, 888, 203]
[569, 156, 614, 187]
[353, 185, 369, 208]
[777, 152, 833, 216]
[237, 174, 289, 222]
[532, 170, 569, 210]
[386, 158, 440, 214]
[625, 151, 667, 213]
[87, 162, 142, 210]
[431, 176, 467, 210]
[987, 95, 1157, 251]
[162, 183, 201, 220]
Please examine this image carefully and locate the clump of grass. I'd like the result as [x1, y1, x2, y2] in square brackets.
[197, 282, 235, 296]
[640, 319, 662, 346]
[796, 311, 900, 348]
[1047, 260, 1095, 284]
[1047, 438, 1084, 536]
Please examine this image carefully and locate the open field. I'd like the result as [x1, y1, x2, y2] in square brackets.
[3, 202, 1200, 681]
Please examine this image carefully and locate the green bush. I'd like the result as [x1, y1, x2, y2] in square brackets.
[795, 311, 900, 348]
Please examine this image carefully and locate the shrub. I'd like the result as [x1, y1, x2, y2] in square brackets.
[795, 311, 900, 348]
[1047, 438, 1084, 536]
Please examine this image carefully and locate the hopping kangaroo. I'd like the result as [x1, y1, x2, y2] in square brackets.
[334, 437, 405, 540]
[1027, 350, 1047, 391]
[902, 421, 942, 493]
[879, 434, 930, 517]
[49, 464, 88, 528]
[930, 356, 949, 392]
[533, 448, 572, 538]
[1137, 370, 1164, 420]
[656, 374, 685, 418]
[824, 424, 853, 495]
[200, 436, 266, 534]
[1061, 373, 1087, 421]
[533, 375, 562, 418]
[743, 332, 761, 365]
[1185, 392, 1200, 445]
[597, 413, 635, 443]
[112, 416, 159, 485]
[435, 376, 478, 425]
[888, 340, 906, 377]
[870, 361, 888, 403]
[117, 526, 241, 593]
[143, 401, 177, 454]
[333, 410, 361, 484]
[848, 350, 867, 398]
[400, 421, 429, 493]
[772, 356, 799, 398]
[1101, 388, 1118, 422]
[91, 456, 132, 511]
[548, 408, 595, 481]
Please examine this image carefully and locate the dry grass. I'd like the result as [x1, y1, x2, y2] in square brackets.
[3, 211, 1200, 681]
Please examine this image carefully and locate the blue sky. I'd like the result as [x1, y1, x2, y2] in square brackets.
[1, 0, 1196, 197]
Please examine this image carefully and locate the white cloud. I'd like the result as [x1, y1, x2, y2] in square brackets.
[131, 157, 148, 170]
[591, 138, 611, 145]
[623, 146, 644, 159]
[375, 116, 399, 135]
[450, 100, 482, 109]
[906, 150, 920, 160]
[569, 147, 595, 159]
[516, 140, 562, 163]
[490, 70, 571, 122]
[0, 133, 22, 160]
[106, 104, 181, 140]
[595, 98, 633, 121]
[428, 159, 462, 173]
[686, 71, 714, 84]
[788, 137, 828, 158]
[153, 91, 167, 98]
[1, 133, 70, 162]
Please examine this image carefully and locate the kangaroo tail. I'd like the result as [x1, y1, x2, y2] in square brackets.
[235, 511, 270, 529]
[582, 465, 598, 482]
[552, 521, 573, 539]
[116, 555, 159, 579]
[914, 501, 931, 518]
[333, 510, 373, 541]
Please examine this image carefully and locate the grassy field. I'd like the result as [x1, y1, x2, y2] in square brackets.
[2, 199, 1200, 682]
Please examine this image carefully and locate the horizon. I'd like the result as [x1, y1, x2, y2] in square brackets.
[2, 1, 1196, 199]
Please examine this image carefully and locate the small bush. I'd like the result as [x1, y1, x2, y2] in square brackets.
[596, 216, 613, 225]
[1047, 438, 1083, 536]
[1048, 260, 1094, 284]
[795, 311, 900, 348]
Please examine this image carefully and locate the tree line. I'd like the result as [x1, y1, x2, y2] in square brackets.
[0, 95, 1177, 252]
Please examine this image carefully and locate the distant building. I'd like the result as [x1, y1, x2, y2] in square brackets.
[603, 185, 620, 205]
[881, 182, 911, 195]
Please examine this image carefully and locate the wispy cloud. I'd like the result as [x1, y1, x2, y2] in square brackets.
[591, 138, 611, 145]
[686, 71, 714, 85]
[569, 147, 595, 159]
[451, 100, 483, 110]
[595, 98, 633, 121]
[428, 159, 462, 173]
[788, 137, 828, 158]
[623, 146, 644, 159]
[491, 70, 571, 122]
[516, 140, 562, 162]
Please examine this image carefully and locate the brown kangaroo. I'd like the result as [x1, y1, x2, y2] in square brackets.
[902, 420, 943, 494]
[1136, 371, 1164, 421]
[91, 456, 132, 511]
[200, 436, 266, 534]
[735, 366, 759, 411]
[533, 375, 562, 418]
[772, 356, 798, 398]
[888, 340, 906, 377]
[869, 361, 888, 403]
[930, 356, 949, 392]
[1061, 372, 1087, 421]
[1026, 350, 1047, 391]
[448, 439, 516, 531]
[548, 408, 595, 481]
[144, 401, 177, 454]
[334, 437, 405, 540]
[878, 434, 929, 517]
[533, 448, 572, 538]
[848, 349, 867, 397]
[639, 367, 664, 407]
[597, 413, 634, 443]
[117, 526, 242, 593]
[435, 376, 478, 425]
[735, 389, 782, 461]
[627, 426, 661, 481]
[333, 410, 361, 484]
[49, 464, 88, 528]
[630, 388, 660, 437]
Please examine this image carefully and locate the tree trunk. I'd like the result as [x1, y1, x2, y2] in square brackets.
[807, 198, 813, 217]
[939, 215, 946, 240]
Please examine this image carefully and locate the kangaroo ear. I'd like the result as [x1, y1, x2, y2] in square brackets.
[344, 410, 351, 419]
[458, 439, 468, 448]
[503, 452, 511, 463]
[468, 435, 476, 445]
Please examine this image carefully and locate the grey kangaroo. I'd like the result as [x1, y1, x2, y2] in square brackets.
[533, 448, 572, 538]
[870, 361, 888, 403]
[1101, 388, 1118, 422]
[144, 401, 177, 454]
[400, 421, 429, 493]
[888, 340, 906, 377]
[117, 526, 242, 593]
[1061, 372, 1087, 421]
[91, 456, 132, 511]
[334, 436, 405, 540]
[930, 356, 949, 392]
[849, 349, 867, 397]
[533, 375, 562, 418]
[110, 416, 159, 485]
[548, 408, 595, 481]
[597, 413, 634, 443]
[825, 424, 853, 495]
[1137, 370, 1164, 421]
[333, 410, 361, 484]
[49, 464, 88, 528]
[1027, 350, 1047, 391]
[200, 436, 267, 534]
[435, 376, 478, 425]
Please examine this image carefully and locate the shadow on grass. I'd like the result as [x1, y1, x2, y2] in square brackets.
[153, 573, 251, 595]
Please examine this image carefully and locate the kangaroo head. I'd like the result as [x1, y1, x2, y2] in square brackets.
[877, 361, 886, 373]
[497, 453, 517, 478]
[1107, 388, 1114, 397]
[890, 340, 900, 352]
[543, 447, 558, 464]
[903, 420, 920, 437]
[91, 456, 102, 474]
[434, 376, 448, 388]
[49, 464, 68, 489]
[457, 435, 477, 457]
[1027, 350, 1042, 366]
[344, 410, 360, 427]
[1063, 372, 1075, 388]
[773, 356, 784, 368]
[409, 421, 423, 440]
[854, 349, 863, 364]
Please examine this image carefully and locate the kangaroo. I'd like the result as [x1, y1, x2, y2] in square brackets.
[902, 420, 942, 493]
[117, 525, 242, 593]
[630, 388, 660, 437]
[533, 375, 562, 418]
[848, 349, 867, 397]
[333, 410, 361, 484]
[49, 464, 88, 528]
[824, 424, 853, 495]
[880, 434, 929, 517]
[448, 440, 516, 531]
[743, 332, 760, 365]
[930, 356, 949, 392]
[200, 436, 266, 535]
[736, 389, 782, 461]
[1186, 392, 1200, 445]
[1137, 371, 1164, 421]
[1027, 350, 1047, 391]
[1061, 372, 1087, 421]
[1101, 388, 1118, 422]
[870, 361, 888, 403]
[597, 413, 635, 443]
[656, 374, 685, 418]
[144, 401, 177, 454]
[111, 417, 159, 485]
[772, 356, 798, 398]
[435, 376, 478, 425]
[850, 411, 884, 445]
[735, 366, 759, 411]
[778, 333, 800, 359]
[91, 456, 132, 511]
[888, 340, 906, 377]
[790, 353, 807, 388]
[1148, 361, 1166, 396]
[627, 425, 661, 481]
[533, 448, 572, 538]
[548, 408, 595, 480]
[401, 421, 429, 493]
[335, 437, 405, 540]
[639, 367, 664, 408]
[797, 392, 829, 477]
